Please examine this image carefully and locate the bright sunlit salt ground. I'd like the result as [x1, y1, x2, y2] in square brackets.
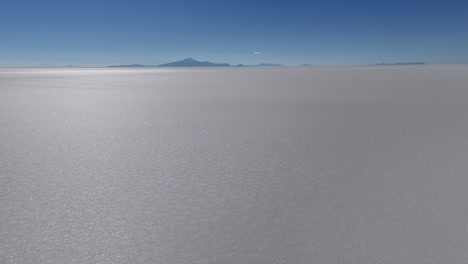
[1, 66, 468, 263]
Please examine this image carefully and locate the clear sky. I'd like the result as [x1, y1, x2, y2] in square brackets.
[0, 0, 467, 66]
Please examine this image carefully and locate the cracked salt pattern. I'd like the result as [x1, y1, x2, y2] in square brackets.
[1, 66, 468, 263]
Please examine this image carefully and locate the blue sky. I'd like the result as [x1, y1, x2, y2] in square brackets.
[0, 0, 467, 66]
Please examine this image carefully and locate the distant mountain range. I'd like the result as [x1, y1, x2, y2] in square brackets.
[107, 58, 285, 68]
[158, 58, 230, 67]
[374, 62, 427, 65]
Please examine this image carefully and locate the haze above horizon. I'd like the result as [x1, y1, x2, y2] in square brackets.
[0, 0, 467, 67]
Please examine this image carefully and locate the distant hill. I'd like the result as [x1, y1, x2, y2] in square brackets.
[158, 58, 230, 67]
[300, 64, 313, 67]
[374, 62, 427, 65]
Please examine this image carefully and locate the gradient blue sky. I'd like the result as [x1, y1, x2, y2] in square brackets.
[0, 0, 467, 66]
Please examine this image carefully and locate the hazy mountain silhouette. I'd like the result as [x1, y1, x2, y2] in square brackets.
[107, 58, 285, 68]
[374, 62, 427, 65]
[158, 58, 230, 67]
[301, 64, 313, 67]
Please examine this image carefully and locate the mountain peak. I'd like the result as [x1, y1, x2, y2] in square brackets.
[107, 58, 285, 68]
[182, 58, 197, 62]
[158, 58, 231, 67]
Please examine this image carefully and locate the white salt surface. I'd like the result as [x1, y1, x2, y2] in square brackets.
[1, 66, 468, 263]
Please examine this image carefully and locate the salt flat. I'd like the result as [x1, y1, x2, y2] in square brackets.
[1, 66, 468, 263]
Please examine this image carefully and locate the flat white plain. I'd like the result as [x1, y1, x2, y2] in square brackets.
[1, 66, 468, 263]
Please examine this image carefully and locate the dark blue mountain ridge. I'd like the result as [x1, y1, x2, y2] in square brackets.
[107, 58, 286, 68]
[158, 58, 230, 67]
